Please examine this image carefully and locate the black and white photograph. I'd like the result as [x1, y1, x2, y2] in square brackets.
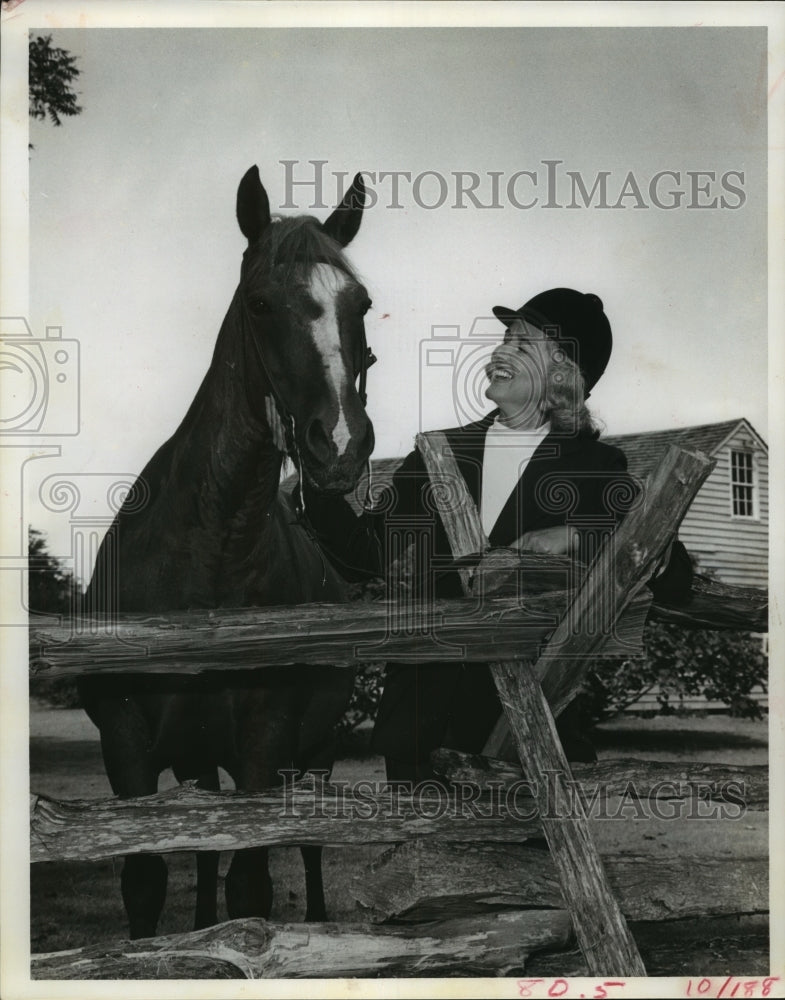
[1, 0, 783, 995]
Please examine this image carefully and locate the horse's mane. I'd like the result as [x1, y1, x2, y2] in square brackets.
[246, 215, 358, 284]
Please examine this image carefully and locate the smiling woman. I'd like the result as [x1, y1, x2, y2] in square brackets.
[304, 285, 695, 781]
[485, 321, 594, 437]
[487, 288, 612, 436]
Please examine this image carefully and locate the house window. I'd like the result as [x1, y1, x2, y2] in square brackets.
[730, 450, 756, 518]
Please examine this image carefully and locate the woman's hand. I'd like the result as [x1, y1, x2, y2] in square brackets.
[515, 526, 579, 555]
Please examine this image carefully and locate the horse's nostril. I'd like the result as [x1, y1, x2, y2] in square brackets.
[304, 418, 333, 464]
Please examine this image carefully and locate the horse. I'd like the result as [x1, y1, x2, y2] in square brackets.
[78, 165, 375, 939]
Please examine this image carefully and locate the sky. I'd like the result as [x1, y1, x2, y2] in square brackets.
[0, 7, 777, 580]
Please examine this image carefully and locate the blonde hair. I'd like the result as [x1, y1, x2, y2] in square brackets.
[504, 317, 600, 436]
[544, 347, 600, 436]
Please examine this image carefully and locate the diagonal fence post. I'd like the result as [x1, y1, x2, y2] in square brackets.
[483, 444, 715, 757]
[414, 433, 717, 976]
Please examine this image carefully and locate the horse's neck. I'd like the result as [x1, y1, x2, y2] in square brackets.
[91, 301, 298, 613]
[172, 310, 283, 522]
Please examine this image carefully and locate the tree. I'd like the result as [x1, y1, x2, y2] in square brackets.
[29, 34, 82, 129]
[28, 529, 83, 707]
[28, 528, 81, 615]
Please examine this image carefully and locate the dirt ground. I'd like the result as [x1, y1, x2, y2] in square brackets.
[29, 705, 771, 975]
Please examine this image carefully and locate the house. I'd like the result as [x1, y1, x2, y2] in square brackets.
[603, 418, 768, 589]
[334, 417, 768, 589]
[289, 417, 768, 589]
[286, 417, 768, 713]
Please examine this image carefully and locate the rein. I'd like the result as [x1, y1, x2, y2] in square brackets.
[240, 262, 377, 580]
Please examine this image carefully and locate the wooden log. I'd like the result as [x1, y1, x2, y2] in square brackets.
[469, 551, 768, 632]
[30, 780, 541, 863]
[28, 566, 767, 683]
[431, 749, 770, 810]
[417, 430, 647, 977]
[28, 589, 651, 679]
[31, 911, 574, 979]
[412, 438, 489, 593]
[525, 915, 771, 978]
[533, 445, 716, 720]
[464, 549, 580, 596]
[650, 573, 768, 631]
[352, 840, 769, 923]
[482, 445, 715, 759]
[38, 753, 764, 866]
[491, 660, 647, 975]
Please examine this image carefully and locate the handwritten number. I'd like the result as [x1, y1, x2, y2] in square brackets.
[513, 975, 782, 1000]
[517, 981, 544, 997]
[598, 982, 627, 998]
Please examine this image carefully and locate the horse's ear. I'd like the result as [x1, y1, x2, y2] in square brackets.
[237, 165, 271, 244]
[322, 173, 365, 247]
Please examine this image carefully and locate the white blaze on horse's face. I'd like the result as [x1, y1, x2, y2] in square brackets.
[307, 262, 354, 457]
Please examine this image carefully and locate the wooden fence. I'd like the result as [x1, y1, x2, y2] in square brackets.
[28, 444, 769, 979]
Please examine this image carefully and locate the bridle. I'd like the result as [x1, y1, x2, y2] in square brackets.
[240, 253, 378, 523]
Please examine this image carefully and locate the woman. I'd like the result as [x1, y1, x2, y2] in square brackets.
[305, 288, 692, 780]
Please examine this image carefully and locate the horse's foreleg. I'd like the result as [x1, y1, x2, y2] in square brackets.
[225, 847, 273, 919]
[296, 665, 355, 922]
[122, 855, 168, 940]
[225, 677, 307, 920]
[194, 850, 220, 929]
[301, 846, 327, 921]
[87, 693, 167, 939]
[174, 766, 221, 930]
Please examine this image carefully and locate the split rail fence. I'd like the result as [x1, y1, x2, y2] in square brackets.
[28, 443, 769, 979]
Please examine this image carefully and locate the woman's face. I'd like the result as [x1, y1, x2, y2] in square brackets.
[485, 319, 556, 427]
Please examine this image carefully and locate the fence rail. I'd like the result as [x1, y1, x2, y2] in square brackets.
[30, 758, 769, 863]
[29, 572, 766, 680]
[27, 443, 770, 980]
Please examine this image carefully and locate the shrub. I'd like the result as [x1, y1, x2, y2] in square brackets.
[583, 622, 768, 722]
[336, 662, 385, 736]
[336, 576, 388, 737]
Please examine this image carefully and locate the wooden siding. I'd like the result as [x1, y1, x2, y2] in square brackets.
[678, 426, 768, 588]
[620, 683, 768, 714]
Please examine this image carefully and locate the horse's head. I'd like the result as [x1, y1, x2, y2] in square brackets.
[235, 165, 375, 495]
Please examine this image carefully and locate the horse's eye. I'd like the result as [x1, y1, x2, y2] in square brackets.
[250, 298, 273, 316]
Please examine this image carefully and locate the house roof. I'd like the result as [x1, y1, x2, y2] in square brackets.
[283, 418, 766, 512]
[602, 418, 766, 479]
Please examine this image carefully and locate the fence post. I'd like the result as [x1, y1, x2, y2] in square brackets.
[417, 431, 686, 977]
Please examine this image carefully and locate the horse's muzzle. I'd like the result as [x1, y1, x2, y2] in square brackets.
[301, 416, 374, 495]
